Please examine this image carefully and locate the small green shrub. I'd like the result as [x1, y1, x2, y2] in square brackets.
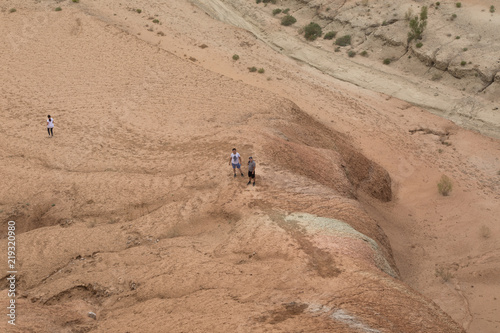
[348, 50, 356, 57]
[360, 50, 368, 57]
[256, 0, 262, 3]
[460, 60, 466, 66]
[335, 35, 351, 46]
[437, 175, 453, 196]
[451, 13, 457, 19]
[232, 54, 240, 61]
[153, 19, 160, 24]
[304, 22, 322, 41]
[55, 7, 62, 11]
[455, 2, 461, 8]
[258, 68, 265, 74]
[136, 9, 142, 14]
[334, 47, 341, 52]
[248, 66, 257, 72]
[455, 36, 460, 39]
[383, 58, 391, 65]
[463, 47, 468, 51]
[416, 42, 423, 48]
[9, 8, 16, 13]
[323, 31, 337, 40]
[281, 15, 297, 26]
[72, 0, 80, 3]
[436, 2, 440, 6]
[273, 8, 282, 16]
[283, 8, 290, 14]
[490, 5, 496, 13]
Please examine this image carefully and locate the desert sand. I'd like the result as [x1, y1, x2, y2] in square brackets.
[0, 0, 499, 332]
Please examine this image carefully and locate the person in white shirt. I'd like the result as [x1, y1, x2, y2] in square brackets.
[229, 148, 244, 178]
[46, 115, 54, 137]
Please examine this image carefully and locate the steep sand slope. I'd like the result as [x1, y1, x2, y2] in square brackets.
[0, 1, 499, 332]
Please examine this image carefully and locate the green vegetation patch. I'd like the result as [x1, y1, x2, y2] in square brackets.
[304, 22, 322, 41]
[281, 15, 297, 26]
[335, 35, 351, 46]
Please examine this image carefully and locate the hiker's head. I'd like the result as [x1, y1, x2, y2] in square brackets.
[47, 115, 51, 119]
[232, 148, 236, 152]
[249, 157, 253, 161]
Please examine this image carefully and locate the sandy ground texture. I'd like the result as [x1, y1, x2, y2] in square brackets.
[0, 0, 499, 332]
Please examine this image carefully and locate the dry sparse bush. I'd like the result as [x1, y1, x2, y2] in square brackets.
[348, 50, 356, 57]
[435, 267, 453, 282]
[437, 175, 453, 196]
[491, 5, 496, 13]
[405, 8, 414, 21]
[232, 54, 239, 61]
[480, 225, 491, 239]
[55, 7, 62, 11]
[431, 73, 442, 81]
[272, 8, 282, 16]
[383, 58, 391, 65]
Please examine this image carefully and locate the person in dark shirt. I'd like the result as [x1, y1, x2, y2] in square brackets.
[247, 156, 256, 186]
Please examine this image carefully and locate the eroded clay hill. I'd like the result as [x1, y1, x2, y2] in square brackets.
[194, 0, 500, 138]
[0, 3, 468, 333]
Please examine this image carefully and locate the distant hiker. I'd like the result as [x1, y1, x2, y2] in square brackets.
[229, 148, 244, 177]
[46, 115, 54, 137]
[247, 156, 256, 186]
